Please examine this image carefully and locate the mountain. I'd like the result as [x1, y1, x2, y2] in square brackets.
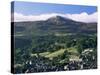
[12, 15, 97, 36]
[46, 16, 74, 24]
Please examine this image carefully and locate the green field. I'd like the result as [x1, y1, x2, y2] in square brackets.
[31, 47, 80, 62]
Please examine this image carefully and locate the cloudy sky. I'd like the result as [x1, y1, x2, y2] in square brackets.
[11, 1, 97, 23]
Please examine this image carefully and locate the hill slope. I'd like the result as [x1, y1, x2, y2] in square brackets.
[12, 16, 97, 36]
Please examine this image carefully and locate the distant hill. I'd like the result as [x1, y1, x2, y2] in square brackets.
[12, 16, 97, 36]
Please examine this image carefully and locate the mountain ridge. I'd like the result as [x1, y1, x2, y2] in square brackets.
[13, 15, 97, 23]
[12, 15, 97, 36]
